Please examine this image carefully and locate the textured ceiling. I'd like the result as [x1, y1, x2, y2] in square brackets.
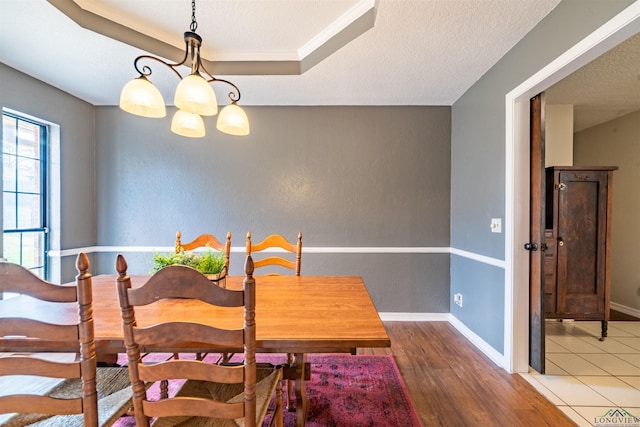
[546, 32, 640, 132]
[1, 0, 638, 131]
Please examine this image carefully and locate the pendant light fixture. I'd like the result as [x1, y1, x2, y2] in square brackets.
[119, 0, 250, 138]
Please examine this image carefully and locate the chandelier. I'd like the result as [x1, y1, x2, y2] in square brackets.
[119, 0, 249, 138]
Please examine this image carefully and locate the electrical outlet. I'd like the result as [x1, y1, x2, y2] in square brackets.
[491, 218, 502, 233]
[454, 293, 463, 307]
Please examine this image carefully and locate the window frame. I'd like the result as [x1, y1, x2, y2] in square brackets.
[2, 112, 49, 278]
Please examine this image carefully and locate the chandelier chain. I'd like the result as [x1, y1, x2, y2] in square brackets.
[190, 0, 197, 32]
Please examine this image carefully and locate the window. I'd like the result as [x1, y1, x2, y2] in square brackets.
[2, 113, 48, 278]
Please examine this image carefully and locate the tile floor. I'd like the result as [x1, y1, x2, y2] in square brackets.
[520, 319, 640, 426]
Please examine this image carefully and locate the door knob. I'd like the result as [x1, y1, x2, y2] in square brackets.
[555, 182, 567, 190]
[558, 238, 564, 247]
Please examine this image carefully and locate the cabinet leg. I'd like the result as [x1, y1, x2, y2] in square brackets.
[600, 320, 608, 341]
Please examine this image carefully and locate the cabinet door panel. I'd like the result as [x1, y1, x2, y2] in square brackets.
[556, 170, 608, 314]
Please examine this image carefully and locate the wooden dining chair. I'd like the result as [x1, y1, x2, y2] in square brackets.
[115, 254, 283, 427]
[174, 230, 232, 362]
[0, 253, 133, 427]
[245, 232, 302, 410]
[245, 232, 302, 276]
[175, 230, 232, 273]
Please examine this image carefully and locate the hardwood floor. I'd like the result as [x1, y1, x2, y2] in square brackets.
[359, 322, 575, 426]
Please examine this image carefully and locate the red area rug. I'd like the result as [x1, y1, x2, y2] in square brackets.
[113, 353, 421, 427]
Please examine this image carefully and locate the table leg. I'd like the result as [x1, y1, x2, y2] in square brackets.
[286, 352, 294, 411]
[294, 353, 309, 427]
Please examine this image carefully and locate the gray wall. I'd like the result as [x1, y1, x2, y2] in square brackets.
[574, 109, 640, 312]
[0, 62, 97, 279]
[93, 105, 451, 312]
[0, 61, 451, 313]
[450, 0, 634, 353]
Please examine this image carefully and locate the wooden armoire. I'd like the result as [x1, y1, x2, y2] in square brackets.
[544, 166, 617, 340]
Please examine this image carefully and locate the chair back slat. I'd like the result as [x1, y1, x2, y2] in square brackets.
[142, 398, 244, 420]
[178, 233, 224, 252]
[0, 355, 80, 378]
[253, 256, 296, 271]
[0, 394, 84, 415]
[249, 234, 296, 253]
[0, 317, 80, 341]
[133, 322, 243, 348]
[0, 263, 77, 302]
[138, 360, 244, 384]
[127, 265, 243, 307]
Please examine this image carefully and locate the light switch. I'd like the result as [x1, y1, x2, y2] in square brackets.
[491, 218, 502, 233]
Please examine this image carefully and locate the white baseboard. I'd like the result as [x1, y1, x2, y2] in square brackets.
[611, 301, 640, 319]
[448, 315, 505, 369]
[379, 312, 451, 322]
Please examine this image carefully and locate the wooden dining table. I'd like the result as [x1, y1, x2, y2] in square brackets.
[1, 274, 390, 427]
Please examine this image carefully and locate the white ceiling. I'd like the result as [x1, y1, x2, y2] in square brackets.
[0, 0, 638, 131]
[0, 0, 561, 104]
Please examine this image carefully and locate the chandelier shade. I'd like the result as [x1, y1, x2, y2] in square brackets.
[119, 77, 166, 118]
[171, 110, 206, 138]
[118, 0, 248, 138]
[174, 73, 218, 116]
[217, 102, 250, 136]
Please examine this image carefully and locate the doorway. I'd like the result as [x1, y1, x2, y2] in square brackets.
[504, 6, 640, 374]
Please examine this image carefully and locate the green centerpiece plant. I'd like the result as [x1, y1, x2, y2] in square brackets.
[151, 246, 227, 286]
